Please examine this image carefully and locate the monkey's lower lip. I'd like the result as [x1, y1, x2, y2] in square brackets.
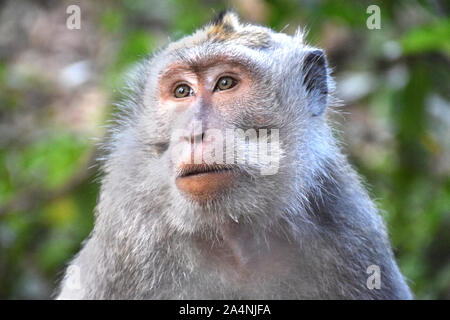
[175, 165, 236, 199]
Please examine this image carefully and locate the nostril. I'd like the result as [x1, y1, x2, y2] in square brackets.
[189, 132, 204, 144]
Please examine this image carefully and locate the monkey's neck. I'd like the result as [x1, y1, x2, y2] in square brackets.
[191, 220, 298, 283]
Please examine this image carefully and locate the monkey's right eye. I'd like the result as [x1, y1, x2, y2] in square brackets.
[174, 84, 193, 98]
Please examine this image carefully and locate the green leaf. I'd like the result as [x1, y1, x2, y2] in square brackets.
[400, 20, 450, 55]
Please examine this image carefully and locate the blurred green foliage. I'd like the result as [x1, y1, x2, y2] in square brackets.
[0, 0, 449, 299]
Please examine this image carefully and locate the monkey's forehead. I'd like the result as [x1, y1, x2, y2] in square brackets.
[166, 11, 302, 53]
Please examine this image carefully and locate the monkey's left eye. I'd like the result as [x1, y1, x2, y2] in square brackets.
[215, 76, 237, 91]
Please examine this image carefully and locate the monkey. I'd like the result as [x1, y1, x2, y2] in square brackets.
[56, 11, 412, 300]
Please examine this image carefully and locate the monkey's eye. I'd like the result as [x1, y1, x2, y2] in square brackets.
[215, 76, 237, 91]
[174, 84, 193, 98]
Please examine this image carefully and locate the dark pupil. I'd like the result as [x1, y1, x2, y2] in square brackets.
[177, 86, 186, 95]
[221, 79, 229, 87]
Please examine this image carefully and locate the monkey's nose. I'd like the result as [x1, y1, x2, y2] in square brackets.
[184, 132, 205, 145]
[175, 132, 219, 167]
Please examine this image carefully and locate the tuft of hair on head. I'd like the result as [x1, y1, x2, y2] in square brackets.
[207, 9, 242, 38]
[204, 10, 272, 49]
[210, 9, 240, 29]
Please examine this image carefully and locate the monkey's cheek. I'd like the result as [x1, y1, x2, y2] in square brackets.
[175, 171, 235, 201]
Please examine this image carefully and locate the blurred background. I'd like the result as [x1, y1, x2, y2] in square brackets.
[0, 0, 449, 299]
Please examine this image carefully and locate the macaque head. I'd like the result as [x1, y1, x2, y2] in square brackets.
[104, 11, 332, 233]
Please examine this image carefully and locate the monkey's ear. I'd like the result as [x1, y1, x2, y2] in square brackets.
[302, 49, 328, 116]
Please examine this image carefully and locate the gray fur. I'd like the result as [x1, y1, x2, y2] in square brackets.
[56, 14, 412, 300]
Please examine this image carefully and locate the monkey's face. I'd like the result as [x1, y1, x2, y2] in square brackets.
[156, 55, 277, 203]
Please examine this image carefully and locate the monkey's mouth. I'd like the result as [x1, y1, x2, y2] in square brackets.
[177, 164, 234, 178]
[175, 164, 236, 199]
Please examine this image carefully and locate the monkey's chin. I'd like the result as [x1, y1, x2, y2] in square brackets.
[175, 171, 235, 202]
